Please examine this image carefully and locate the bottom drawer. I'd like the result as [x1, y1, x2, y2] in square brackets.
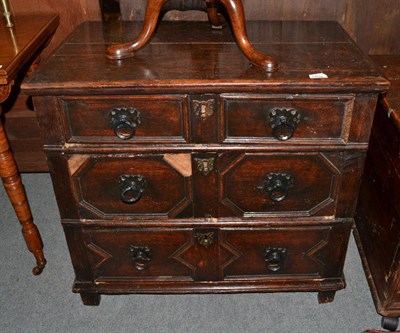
[72, 220, 351, 288]
[82, 228, 212, 281]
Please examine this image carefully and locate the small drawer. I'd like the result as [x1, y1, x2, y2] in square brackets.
[69, 154, 193, 219]
[221, 94, 354, 144]
[219, 152, 339, 217]
[220, 224, 351, 280]
[60, 95, 189, 143]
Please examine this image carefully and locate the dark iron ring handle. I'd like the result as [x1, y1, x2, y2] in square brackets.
[109, 107, 141, 140]
[268, 181, 289, 202]
[258, 173, 295, 203]
[114, 120, 137, 140]
[272, 122, 296, 141]
[120, 186, 143, 204]
[264, 247, 287, 272]
[119, 175, 146, 204]
[268, 108, 300, 141]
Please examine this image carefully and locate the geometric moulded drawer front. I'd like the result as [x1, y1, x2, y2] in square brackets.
[84, 228, 195, 281]
[70, 155, 193, 219]
[220, 225, 350, 279]
[219, 153, 340, 217]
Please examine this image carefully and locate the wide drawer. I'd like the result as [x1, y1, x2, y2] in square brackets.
[78, 221, 351, 284]
[67, 151, 342, 219]
[221, 94, 354, 144]
[60, 95, 189, 143]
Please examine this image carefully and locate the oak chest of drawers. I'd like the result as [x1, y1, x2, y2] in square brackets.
[23, 20, 389, 305]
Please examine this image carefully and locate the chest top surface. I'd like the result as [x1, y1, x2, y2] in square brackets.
[23, 20, 388, 95]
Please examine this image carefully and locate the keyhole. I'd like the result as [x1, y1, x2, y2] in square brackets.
[195, 232, 214, 248]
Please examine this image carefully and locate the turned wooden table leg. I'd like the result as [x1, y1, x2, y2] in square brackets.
[106, 0, 169, 59]
[218, 0, 278, 71]
[0, 88, 46, 275]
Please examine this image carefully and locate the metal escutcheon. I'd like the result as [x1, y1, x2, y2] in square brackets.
[195, 232, 215, 248]
[194, 157, 215, 176]
[193, 99, 214, 120]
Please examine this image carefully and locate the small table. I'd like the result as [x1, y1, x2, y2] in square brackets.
[0, 14, 59, 275]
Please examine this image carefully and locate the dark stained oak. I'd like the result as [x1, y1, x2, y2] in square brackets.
[0, 14, 59, 275]
[355, 55, 400, 327]
[71, 155, 193, 219]
[221, 94, 355, 144]
[23, 20, 388, 305]
[219, 152, 340, 217]
[60, 95, 189, 144]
